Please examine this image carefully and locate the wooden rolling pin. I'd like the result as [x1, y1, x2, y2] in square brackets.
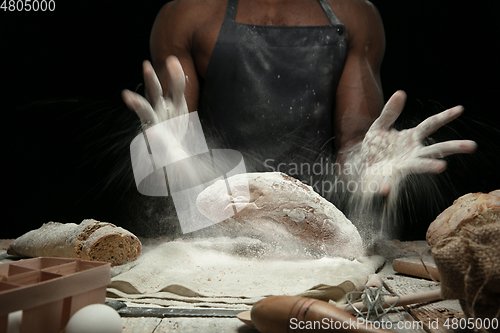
[250, 296, 393, 332]
[392, 257, 440, 281]
[238, 290, 442, 329]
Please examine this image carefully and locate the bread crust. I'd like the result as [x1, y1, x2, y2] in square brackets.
[7, 219, 141, 265]
[426, 190, 500, 247]
[196, 172, 364, 258]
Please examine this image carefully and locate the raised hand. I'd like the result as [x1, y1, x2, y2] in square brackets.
[122, 56, 189, 135]
[343, 91, 477, 196]
[122, 56, 191, 162]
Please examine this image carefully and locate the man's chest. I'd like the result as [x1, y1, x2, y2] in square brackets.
[192, 0, 336, 78]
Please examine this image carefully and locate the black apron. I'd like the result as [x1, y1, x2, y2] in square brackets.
[199, 0, 347, 188]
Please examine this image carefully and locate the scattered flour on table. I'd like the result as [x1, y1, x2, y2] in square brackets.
[108, 237, 384, 305]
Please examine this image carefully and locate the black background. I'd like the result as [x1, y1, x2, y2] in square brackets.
[2, 1, 499, 240]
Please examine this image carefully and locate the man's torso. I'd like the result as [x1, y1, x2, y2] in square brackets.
[188, 0, 355, 78]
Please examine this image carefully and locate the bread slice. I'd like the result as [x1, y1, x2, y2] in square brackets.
[426, 190, 500, 247]
[7, 219, 141, 265]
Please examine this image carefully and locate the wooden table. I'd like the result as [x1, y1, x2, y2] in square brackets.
[379, 272, 463, 333]
[116, 262, 463, 333]
[1, 240, 465, 333]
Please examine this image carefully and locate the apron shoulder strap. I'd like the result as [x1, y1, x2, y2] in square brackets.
[317, 0, 342, 25]
[223, 0, 238, 23]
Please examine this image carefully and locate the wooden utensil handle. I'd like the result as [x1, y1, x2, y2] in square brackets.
[251, 296, 393, 332]
[393, 258, 441, 281]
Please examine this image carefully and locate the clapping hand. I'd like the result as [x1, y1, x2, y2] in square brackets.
[344, 91, 477, 196]
[122, 56, 191, 161]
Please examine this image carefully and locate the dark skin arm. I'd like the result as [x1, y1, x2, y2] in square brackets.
[149, 1, 199, 112]
[123, 0, 476, 196]
[148, 0, 224, 113]
[148, 0, 386, 151]
[333, 0, 385, 152]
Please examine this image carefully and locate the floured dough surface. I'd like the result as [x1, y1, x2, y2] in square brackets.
[196, 172, 364, 258]
[108, 237, 384, 307]
[427, 190, 500, 247]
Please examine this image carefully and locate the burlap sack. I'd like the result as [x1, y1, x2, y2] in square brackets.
[431, 222, 500, 322]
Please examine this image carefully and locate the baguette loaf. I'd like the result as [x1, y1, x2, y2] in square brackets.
[426, 190, 500, 247]
[7, 219, 141, 265]
[196, 172, 364, 258]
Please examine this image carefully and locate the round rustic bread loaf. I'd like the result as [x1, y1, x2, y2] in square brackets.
[196, 172, 364, 258]
[428, 190, 500, 325]
[7, 219, 142, 265]
[426, 190, 500, 247]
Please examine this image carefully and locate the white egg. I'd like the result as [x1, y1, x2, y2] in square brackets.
[65, 304, 122, 333]
[7, 310, 22, 333]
